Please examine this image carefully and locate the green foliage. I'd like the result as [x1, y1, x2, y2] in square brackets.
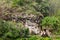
[12, 0, 32, 6]
[27, 35, 51, 40]
[11, 0, 49, 16]
[12, 0, 24, 6]
[16, 35, 52, 40]
[39, 0, 49, 16]
[41, 16, 59, 30]
[0, 19, 29, 40]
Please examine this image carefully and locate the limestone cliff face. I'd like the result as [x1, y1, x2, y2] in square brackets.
[20, 14, 43, 34]
[25, 20, 40, 34]
[0, 13, 43, 34]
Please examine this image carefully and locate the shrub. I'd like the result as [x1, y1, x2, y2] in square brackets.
[28, 35, 52, 40]
[41, 16, 59, 30]
[0, 19, 29, 40]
